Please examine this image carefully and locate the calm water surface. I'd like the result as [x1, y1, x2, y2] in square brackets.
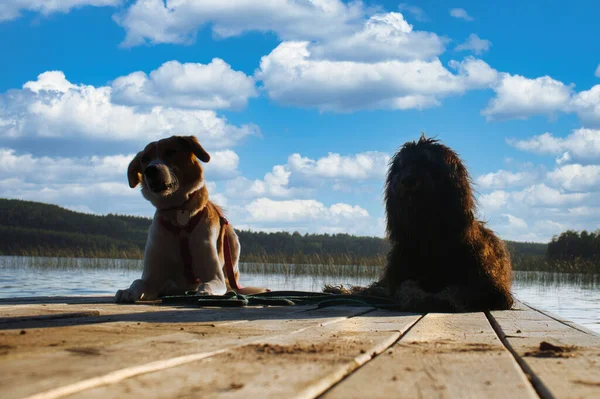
[1, 256, 598, 334]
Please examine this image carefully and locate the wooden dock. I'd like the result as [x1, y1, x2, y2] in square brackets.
[1, 296, 599, 399]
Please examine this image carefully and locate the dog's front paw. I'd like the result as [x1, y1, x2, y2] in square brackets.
[394, 280, 428, 307]
[114, 288, 141, 303]
[115, 279, 150, 303]
[434, 285, 468, 312]
[196, 281, 226, 296]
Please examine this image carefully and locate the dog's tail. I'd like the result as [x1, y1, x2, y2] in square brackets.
[212, 203, 270, 295]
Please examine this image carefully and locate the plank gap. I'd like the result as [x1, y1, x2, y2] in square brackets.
[485, 311, 552, 399]
[316, 313, 425, 399]
[323, 312, 537, 399]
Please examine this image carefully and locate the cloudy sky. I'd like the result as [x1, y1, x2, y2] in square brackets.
[0, 0, 599, 242]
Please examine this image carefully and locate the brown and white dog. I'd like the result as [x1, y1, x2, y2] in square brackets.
[115, 135, 267, 303]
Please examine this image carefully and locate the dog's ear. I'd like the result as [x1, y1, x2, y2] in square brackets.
[179, 135, 211, 163]
[127, 152, 142, 188]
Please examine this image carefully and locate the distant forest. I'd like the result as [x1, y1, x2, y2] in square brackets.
[0, 198, 598, 273]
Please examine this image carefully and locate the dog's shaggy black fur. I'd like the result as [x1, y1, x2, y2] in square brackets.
[326, 135, 513, 312]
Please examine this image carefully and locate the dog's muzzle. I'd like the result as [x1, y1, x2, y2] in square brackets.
[144, 164, 177, 193]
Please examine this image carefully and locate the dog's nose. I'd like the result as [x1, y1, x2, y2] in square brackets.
[401, 175, 417, 188]
[144, 165, 159, 179]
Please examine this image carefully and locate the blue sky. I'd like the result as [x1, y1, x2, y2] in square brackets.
[0, 0, 599, 242]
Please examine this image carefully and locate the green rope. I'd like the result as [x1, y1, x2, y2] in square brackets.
[161, 290, 400, 310]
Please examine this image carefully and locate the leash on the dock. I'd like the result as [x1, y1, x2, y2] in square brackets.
[161, 290, 405, 310]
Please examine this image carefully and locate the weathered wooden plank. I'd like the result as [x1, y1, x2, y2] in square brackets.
[0, 311, 101, 324]
[64, 311, 421, 399]
[490, 306, 600, 399]
[0, 296, 116, 305]
[0, 302, 167, 319]
[322, 312, 537, 399]
[0, 304, 325, 359]
[1, 304, 371, 399]
[0, 303, 206, 325]
[0, 301, 295, 331]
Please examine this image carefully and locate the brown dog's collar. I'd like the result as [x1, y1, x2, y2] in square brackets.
[159, 188, 202, 212]
[159, 207, 206, 233]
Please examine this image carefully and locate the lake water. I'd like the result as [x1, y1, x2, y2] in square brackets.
[1, 256, 598, 334]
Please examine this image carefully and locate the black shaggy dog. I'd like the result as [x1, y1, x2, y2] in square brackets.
[327, 135, 513, 312]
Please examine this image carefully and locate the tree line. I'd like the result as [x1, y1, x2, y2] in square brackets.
[547, 230, 600, 261]
[0, 198, 597, 273]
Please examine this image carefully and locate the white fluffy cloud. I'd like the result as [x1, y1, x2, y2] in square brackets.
[0, 147, 141, 215]
[203, 150, 241, 180]
[209, 149, 393, 236]
[0, 148, 130, 182]
[480, 184, 589, 210]
[223, 149, 390, 201]
[246, 198, 367, 222]
[224, 150, 391, 202]
[256, 41, 496, 112]
[507, 129, 600, 164]
[478, 182, 597, 242]
[476, 169, 539, 189]
[547, 164, 600, 192]
[455, 34, 491, 55]
[495, 219, 569, 243]
[206, 151, 388, 235]
[448, 57, 499, 87]
[0, 71, 259, 147]
[288, 151, 390, 180]
[450, 8, 473, 21]
[225, 165, 298, 199]
[113, 3, 508, 114]
[567, 207, 600, 217]
[500, 214, 528, 230]
[111, 59, 257, 110]
[114, 0, 365, 47]
[240, 198, 379, 235]
[0, 178, 138, 207]
[308, 12, 446, 62]
[0, 0, 119, 22]
[570, 85, 600, 126]
[513, 184, 590, 206]
[477, 128, 600, 242]
[479, 70, 600, 124]
[478, 190, 510, 210]
[480, 196, 599, 243]
[482, 73, 574, 120]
